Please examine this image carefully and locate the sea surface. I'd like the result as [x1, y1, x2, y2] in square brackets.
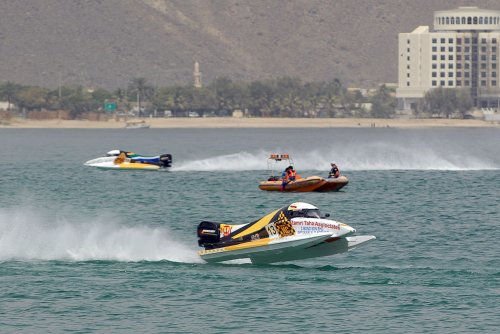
[0, 127, 499, 333]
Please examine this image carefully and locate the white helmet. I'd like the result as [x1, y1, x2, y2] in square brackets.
[287, 202, 318, 211]
[106, 149, 121, 156]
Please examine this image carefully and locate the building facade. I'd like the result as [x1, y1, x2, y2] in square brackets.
[397, 6, 500, 111]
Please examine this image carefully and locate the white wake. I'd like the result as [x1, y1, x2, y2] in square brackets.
[0, 208, 202, 263]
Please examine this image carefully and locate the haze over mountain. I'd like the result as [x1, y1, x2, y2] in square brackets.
[1, 0, 498, 90]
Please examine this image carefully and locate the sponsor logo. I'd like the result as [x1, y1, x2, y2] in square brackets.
[221, 225, 232, 237]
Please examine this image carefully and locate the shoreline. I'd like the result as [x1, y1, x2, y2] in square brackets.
[1, 117, 499, 129]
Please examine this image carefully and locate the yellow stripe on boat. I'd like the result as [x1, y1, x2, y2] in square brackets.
[198, 238, 272, 256]
[231, 209, 280, 239]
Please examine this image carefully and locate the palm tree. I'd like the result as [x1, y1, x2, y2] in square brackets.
[127, 77, 153, 115]
[0, 81, 22, 111]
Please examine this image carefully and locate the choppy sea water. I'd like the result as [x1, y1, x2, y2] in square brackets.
[0, 127, 499, 333]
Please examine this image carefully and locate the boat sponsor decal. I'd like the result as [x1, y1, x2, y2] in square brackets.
[266, 212, 296, 238]
[221, 225, 232, 237]
[275, 211, 295, 237]
[199, 247, 226, 255]
[292, 220, 340, 230]
[250, 233, 260, 240]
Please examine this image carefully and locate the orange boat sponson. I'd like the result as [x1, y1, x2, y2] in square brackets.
[314, 176, 349, 192]
[259, 176, 326, 192]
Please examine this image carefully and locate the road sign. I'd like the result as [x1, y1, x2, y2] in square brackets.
[104, 101, 117, 112]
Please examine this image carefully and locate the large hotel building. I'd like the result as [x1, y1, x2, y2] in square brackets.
[396, 6, 500, 111]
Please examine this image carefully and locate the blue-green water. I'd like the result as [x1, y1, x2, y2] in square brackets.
[1, 128, 499, 333]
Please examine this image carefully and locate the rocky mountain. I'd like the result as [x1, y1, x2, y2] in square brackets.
[0, 0, 498, 90]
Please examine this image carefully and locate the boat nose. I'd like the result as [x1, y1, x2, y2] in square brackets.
[339, 224, 356, 236]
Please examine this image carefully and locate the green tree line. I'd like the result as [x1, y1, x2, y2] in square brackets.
[0, 77, 473, 119]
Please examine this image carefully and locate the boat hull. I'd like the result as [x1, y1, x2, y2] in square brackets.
[314, 175, 349, 192]
[199, 233, 333, 263]
[199, 233, 376, 264]
[259, 176, 326, 192]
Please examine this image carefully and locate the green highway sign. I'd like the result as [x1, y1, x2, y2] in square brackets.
[104, 101, 117, 111]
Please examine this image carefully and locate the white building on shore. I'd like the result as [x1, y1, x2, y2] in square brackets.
[397, 6, 500, 112]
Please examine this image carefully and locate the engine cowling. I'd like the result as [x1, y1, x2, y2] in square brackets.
[159, 154, 172, 167]
[197, 221, 221, 248]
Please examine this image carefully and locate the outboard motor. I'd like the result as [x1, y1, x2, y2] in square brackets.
[159, 154, 173, 168]
[197, 221, 221, 248]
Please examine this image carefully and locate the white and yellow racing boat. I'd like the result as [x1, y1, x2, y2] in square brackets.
[197, 202, 375, 264]
[84, 150, 172, 170]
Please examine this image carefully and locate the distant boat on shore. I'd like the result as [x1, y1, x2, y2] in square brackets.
[124, 120, 150, 129]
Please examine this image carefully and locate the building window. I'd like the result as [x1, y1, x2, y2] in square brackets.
[473, 17, 478, 24]
[407, 73, 410, 78]
[440, 72, 445, 78]
[448, 46, 453, 52]
[407, 65, 410, 69]
[481, 63, 487, 69]
[449, 72, 454, 77]
[457, 38, 462, 44]
[465, 72, 470, 78]
[465, 80, 470, 86]
[479, 17, 483, 24]
[441, 55, 445, 61]
[448, 38, 453, 43]
[467, 17, 472, 24]
[493, 80, 497, 86]
[457, 80, 462, 86]
[462, 17, 466, 24]
[407, 56, 410, 61]
[407, 82, 410, 86]
[440, 63, 446, 69]
[457, 46, 462, 52]
[448, 80, 453, 86]
[440, 80, 445, 86]
[481, 55, 487, 61]
[493, 72, 497, 78]
[493, 46, 497, 52]
[457, 72, 462, 77]
[465, 46, 470, 52]
[407, 48, 410, 52]
[440, 38, 445, 43]
[448, 55, 453, 60]
[407, 39, 410, 44]
[448, 64, 454, 69]
[451, 17, 455, 24]
[465, 37, 470, 44]
[432, 72, 437, 77]
[432, 38, 437, 43]
[493, 38, 497, 44]
[481, 72, 487, 78]
[493, 55, 497, 61]
[432, 80, 437, 86]
[432, 46, 437, 52]
[465, 55, 470, 61]
[482, 38, 487, 44]
[472, 37, 478, 44]
[457, 63, 462, 69]
[493, 64, 497, 69]
[481, 46, 487, 52]
[465, 63, 470, 70]
[457, 55, 462, 61]
[481, 80, 486, 86]
[432, 63, 437, 69]
[440, 46, 445, 52]
[432, 55, 437, 60]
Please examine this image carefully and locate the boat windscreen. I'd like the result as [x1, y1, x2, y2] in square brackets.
[290, 209, 321, 219]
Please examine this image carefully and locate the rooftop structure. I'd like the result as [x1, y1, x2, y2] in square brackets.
[396, 6, 500, 112]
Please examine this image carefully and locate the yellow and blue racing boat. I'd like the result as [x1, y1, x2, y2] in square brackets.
[84, 149, 172, 170]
